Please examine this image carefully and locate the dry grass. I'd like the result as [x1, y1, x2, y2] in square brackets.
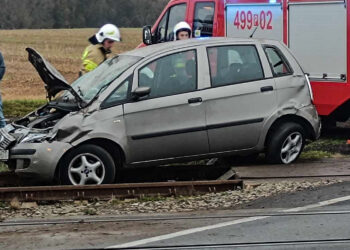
[0, 28, 142, 100]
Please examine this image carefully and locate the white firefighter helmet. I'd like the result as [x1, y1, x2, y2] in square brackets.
[173, 21, 192, 41]
[95, 24, 121, 43]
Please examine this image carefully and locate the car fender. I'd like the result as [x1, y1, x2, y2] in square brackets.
[257, 104, 319, 150]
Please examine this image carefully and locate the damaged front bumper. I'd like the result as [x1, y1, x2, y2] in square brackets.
[8, 141, 72, 182]
[0, 126, 72, 182]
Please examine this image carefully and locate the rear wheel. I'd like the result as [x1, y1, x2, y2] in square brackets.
[59, 144, 116, 185]
[266, 122, 306, 164]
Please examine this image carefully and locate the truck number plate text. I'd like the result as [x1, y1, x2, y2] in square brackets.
[234, 10, 273, 30]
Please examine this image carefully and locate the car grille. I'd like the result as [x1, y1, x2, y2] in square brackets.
[0, 128, 16, 150]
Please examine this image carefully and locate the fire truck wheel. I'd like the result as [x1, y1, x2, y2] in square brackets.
[266, 122, 306, 164]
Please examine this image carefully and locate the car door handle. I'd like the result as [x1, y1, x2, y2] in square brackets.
[188, 97, 203, 104]
[260, 86, 274, 92]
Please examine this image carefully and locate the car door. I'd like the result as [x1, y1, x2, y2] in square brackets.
[201, 43, 277, 152]
[123, 49, 209, 163]
[263, 45, 302, 107]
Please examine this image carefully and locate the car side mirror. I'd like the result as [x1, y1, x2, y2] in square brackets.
[132, 87, 151, 100]
[143, 26, 153, 46]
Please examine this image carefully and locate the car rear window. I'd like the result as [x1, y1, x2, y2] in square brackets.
[264, 46, 293, 77]
[207, 45, 264, 87]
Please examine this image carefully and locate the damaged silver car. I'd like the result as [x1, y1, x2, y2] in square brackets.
[0, 38, 321, 185]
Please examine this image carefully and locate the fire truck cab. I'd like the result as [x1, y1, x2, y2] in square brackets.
[143, 0, 350, 123]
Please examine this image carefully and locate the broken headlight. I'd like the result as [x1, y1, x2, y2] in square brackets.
[20, 133, 48, 143]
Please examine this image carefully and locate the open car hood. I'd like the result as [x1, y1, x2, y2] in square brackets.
[26, 48, 84, 105]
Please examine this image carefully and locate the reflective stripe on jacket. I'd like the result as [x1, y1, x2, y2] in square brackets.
[80, 44, 109, 75]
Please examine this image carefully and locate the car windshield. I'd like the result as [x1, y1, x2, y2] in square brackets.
[65, 55, 141, 102]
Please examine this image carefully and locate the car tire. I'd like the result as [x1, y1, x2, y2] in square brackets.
[266, 122, 306, 164]
[59, 144, 116, 185]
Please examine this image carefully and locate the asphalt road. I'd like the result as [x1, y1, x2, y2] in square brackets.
[108, 182, 350, 250]
[129, 206, 350, 250]
[2, 182, 350, 249]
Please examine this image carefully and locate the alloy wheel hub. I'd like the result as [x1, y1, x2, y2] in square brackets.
[68, 153, 105, 185]
[280, 132, 303, 164]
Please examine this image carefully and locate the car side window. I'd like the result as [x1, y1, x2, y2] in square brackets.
[102, 77, 131, 108]
[207, 45, 264, 87]
[166, 4, 187, 41]
[138, 50, 197, 98]
[264, 47, 292, 77]
[193, 2, 215, 38]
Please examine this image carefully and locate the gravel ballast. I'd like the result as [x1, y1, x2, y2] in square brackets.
[0, 180, 341, 220]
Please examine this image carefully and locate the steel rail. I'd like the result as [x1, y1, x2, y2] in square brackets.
[2, 210, 350, 227]
[0, 180, 243, 202]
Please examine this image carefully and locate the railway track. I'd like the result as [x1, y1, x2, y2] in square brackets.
[1, 158, 350, 202]
[2, 210, 350, 227]
[0, 165, 242, 202]
[0, 180, 243, 202]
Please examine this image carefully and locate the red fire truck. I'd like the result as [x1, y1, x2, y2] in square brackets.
[142, 0, 349, 124]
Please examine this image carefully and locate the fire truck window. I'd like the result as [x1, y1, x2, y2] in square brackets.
[207, 46, 264, 87]
[265, 47, 292, 77]
[156, 11, 169, 43]
[166, 4, 187, 41]
[193, 2, 215, 38]
[139, 50, 197, 98]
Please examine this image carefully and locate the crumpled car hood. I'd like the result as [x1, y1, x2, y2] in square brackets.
[26, 47, 84, 105]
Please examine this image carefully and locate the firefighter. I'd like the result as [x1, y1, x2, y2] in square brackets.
[0, 51, 6, 128]
[173, 21, 192, 41]
[80, 24, 121, 76]
[171, 22, 194, 86]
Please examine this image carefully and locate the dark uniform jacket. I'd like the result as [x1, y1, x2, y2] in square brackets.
[0, 52, 5, 81]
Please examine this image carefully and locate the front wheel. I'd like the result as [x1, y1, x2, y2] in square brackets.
[266, 122, 306, 164]
[59, 144, 116, 185]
